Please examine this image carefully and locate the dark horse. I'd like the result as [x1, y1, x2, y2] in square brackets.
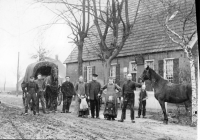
[44, 75, 62, 112]
[140, 66, 192, 124]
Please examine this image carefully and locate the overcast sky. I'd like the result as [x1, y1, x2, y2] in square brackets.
[0, 0, 76, 89]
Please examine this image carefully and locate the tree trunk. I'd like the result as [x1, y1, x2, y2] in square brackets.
[103, 59, 111, 84]
[77, 42, 83, 76]
[189, 58, 197, 125]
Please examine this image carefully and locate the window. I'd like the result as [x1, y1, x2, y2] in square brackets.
[87, 66, 93, 82]
[129, 61, 137, 73]
[164, 58, 174, 83]
[110, 64, 117, 81]
[145, 60, 154, 70]
[123, 67, 128, 78]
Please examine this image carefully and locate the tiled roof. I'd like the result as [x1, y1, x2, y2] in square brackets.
[64, 0, 196, 64]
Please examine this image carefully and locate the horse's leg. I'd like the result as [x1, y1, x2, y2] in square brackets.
[158, 100, 168, 124]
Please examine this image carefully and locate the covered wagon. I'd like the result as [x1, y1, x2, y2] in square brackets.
[22, 61, 62, 112]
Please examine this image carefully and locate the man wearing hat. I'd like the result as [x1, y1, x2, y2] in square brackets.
[88, 73, 101, 119]
[118, 73, 142, 123]
[136, 84, 148, 118]
[61, 76, 76, 113]
[24, 76, 38, 115]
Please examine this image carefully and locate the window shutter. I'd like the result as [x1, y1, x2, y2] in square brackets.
[116, 64, 120, 85]
[158, 60, 164, 77]
[92, 66, 95, 74]
[173, 58, 179, 84]
[84, 66, 87, 82]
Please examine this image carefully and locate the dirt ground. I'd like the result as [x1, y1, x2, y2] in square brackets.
[0, 93, 197, 140]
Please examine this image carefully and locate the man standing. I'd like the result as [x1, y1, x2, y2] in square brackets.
[136, 84, 148, 118]
[118, 73, 142, 123]
[88, 74, 101, 119]
[61, 76, 75, 113]
[21, 81, 27, 107]
[35, 73, 47, 114]
[24, 76, 38, 115]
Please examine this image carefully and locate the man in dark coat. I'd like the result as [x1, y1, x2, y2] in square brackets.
[21, 81, 27, 107]
[88, 74, 101, 119]
[61, 76, 76, 113]
[118, 73, 142, 123]
[24, 76, 38, 115]
[35, 73, 47, 114]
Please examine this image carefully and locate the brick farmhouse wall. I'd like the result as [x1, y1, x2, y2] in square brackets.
[66, 50, 191, 87]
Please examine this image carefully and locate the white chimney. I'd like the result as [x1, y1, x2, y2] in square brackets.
[55, 55, 58, 60]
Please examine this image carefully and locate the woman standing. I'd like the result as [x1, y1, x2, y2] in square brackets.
[101, 78, 121, 120]
[75, 76, 89, 118]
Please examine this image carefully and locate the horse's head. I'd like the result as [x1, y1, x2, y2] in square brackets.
[51, 67, 58, 81]
[140, 66, 152, 82]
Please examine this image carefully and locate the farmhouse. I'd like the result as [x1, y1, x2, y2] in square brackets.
[63, 0, 198, 110]
[64, 0, 197, 89]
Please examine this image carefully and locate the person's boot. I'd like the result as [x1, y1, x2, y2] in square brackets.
[118, 119, 124, 122]
[24, 112, 28, 115]
[136, 116, 140, 118]
[131, 120, 135, 123]
[107, 117, 111, 120]
[33, 110, 36, 115]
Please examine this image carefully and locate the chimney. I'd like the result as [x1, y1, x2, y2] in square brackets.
[55, 55, 58, 60]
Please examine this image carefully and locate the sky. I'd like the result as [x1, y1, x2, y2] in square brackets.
[0, 0, 76, 89]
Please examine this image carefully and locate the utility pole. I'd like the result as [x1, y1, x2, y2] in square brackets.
[16, 52, 20, 96]
[4, 77, 6, 91]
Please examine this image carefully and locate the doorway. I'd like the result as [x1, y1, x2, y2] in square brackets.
[131, 73, 136, 82]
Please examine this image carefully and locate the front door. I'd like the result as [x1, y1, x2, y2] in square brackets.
[131, 73, 136, 82]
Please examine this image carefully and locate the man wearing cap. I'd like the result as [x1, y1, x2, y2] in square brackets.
[136, 84, 148, 118]
[61, 76, 76, 113]
[24, 76, 38, 115]
[88, 74, 101, 119]
[35, 73, 47, 114]
[118, 73, 142, 123]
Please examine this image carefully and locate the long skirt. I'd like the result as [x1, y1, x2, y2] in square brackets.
[78, 98, 89, 116]
[104, 101, 117, 118]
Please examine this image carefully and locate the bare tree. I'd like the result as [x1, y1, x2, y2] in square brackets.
[144, 0, 197, 124]
[31, 45, 50, 61]
[37, 0, 91, 76]
[91, 0, 141, 83]
[164, 0, 197, 125]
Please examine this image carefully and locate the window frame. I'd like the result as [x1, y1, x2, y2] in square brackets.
[129, 61, 137, 73]
[164, 58, 174, 83]
[87, 66, 93, 83]
[144, 59, 154, 70]
[110, 63, 117, 79]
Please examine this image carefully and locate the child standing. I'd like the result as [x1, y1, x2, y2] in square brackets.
[136, 84, 148, 118]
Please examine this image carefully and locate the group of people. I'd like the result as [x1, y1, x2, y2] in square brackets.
[22, 74, 48, 115]
[22, 71, 148, 123]
[60, 73, 148, 123]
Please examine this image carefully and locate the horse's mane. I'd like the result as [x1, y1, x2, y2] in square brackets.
[149, 68, 168, 82]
